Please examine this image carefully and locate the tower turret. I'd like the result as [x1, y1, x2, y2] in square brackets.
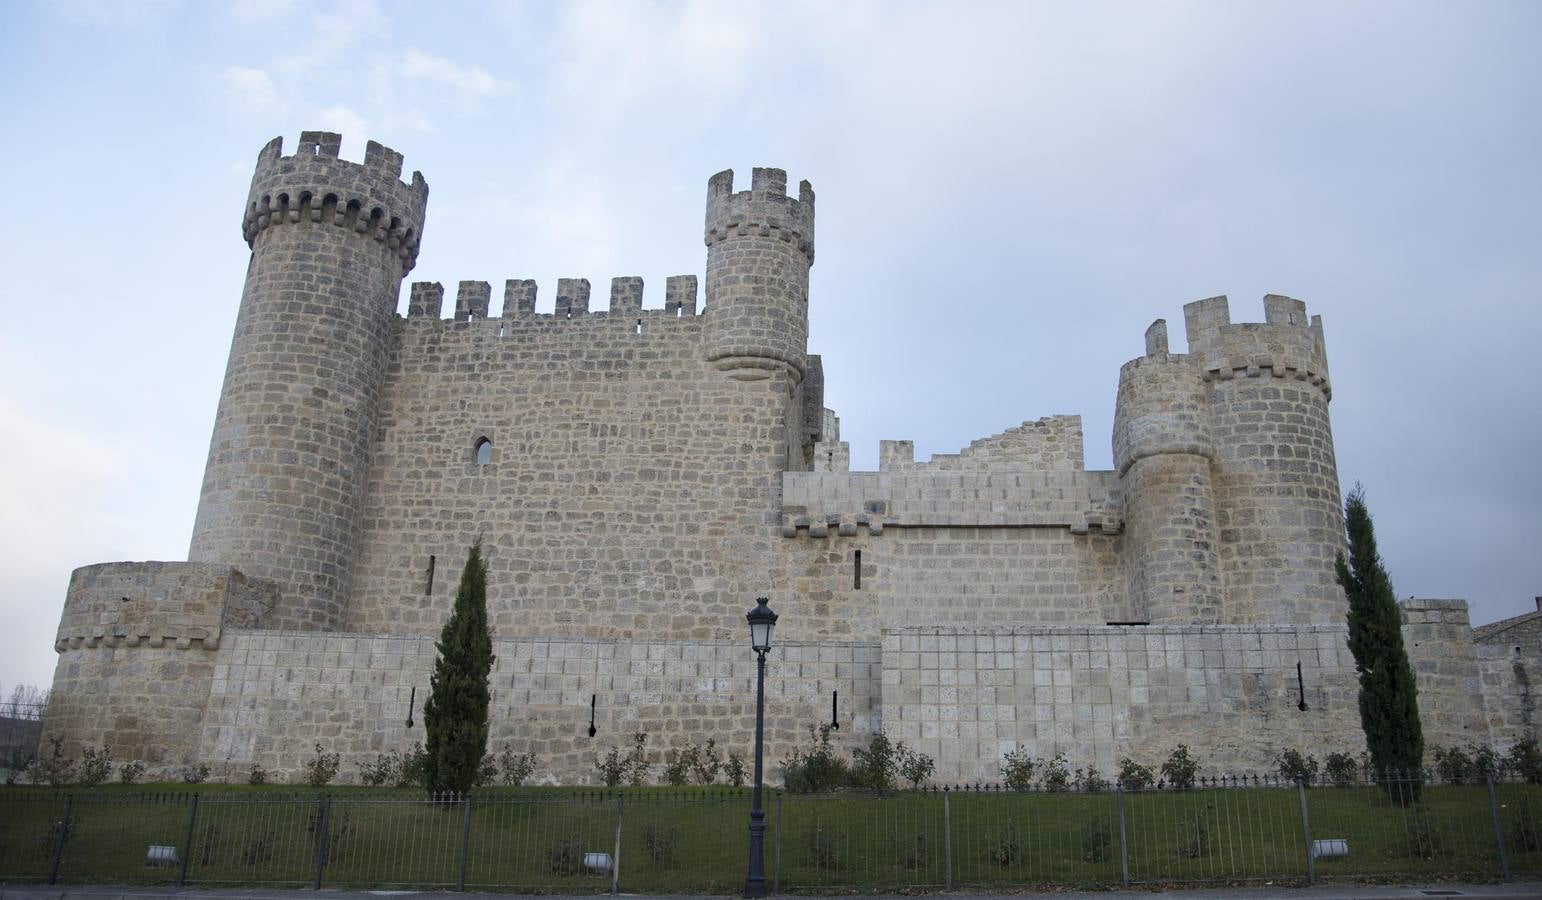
[188, 131, 428, 630]
[1113, 320, 1222, 623]
[1182, 294, 1341, 624]
[702, 168, 814, 380]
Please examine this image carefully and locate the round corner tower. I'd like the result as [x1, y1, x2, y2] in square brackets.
[188, 131, 428, 630]
[1181, 294, 1342, 624]
[702, 167, 815, 381]
[1113, 319, 1222, 624]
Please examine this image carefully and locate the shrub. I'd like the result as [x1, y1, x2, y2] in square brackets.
[898, 743, 935, 789]
[1323, 752, 1358, 787]
[28, 737, 76, 787]
[781, 724, 849, 792]
[725, 751, 747, 787]
[692, 738, 722, 785]
[1161, 745, 1199, 790]
[983, 818, 1021, 867]
[1432, 745, 1473, 783]
[663, 746, 696, 786]
[118, 760, 146, 785]
[1510, 737, 1542, 784]
[77, 745, 113, 787]
[1079, 818, 1112, 863]
[358, 752, 400, 787]
[851, 732, 899, 794]
[1276, 749, 1319, 786]
[1075, 765, 1108, 793]
[642, 824, 677, 868]
[1039, 752, 1071, 791]
[625, 732, 650, 787]
[1117, 757, 1154, 790]
[180, 762, 210, 785]
[302, 743, 340, 788]
[596, 746, 629, 787]
[5, 749, 34, 786]
[401, 743, 430, 788]
[497, 744, 537, 786]
[1001, 745, 1036, 791]
[1470, 743, 1500, 780]
[248, 762, 269, 785]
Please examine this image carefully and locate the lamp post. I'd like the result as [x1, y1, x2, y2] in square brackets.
[744, 596, 778, 898]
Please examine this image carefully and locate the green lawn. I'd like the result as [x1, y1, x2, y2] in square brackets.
[2, 781, 1539, 893]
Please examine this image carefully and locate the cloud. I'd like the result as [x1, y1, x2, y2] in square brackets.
[219, 66, 282, 112]
[403, 51, 505, 99]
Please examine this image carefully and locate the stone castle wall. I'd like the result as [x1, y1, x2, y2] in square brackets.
[345, 281, 805, 642]
[199, 630, 879, 782]
[39, 133, 1541, 786]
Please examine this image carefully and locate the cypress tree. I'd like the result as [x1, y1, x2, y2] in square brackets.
[423, 541, 495, 795]
[1335, 484, 1423, 801]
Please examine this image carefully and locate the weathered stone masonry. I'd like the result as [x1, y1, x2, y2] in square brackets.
[42, 131, 1539, 783]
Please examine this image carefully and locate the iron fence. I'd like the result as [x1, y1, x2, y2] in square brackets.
[2, 773, 1539, 893]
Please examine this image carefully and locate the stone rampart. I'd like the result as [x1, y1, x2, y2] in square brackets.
[200, 630, 879, 784]
[883, 623, 1363, 782]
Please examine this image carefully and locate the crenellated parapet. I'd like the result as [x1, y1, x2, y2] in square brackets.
[243, 131, 429, 274]
[705, 167, 815, 263]
[1183, 294, 1331, 399]
[405, 275, 701, 320]
[54, 562, 278, 652]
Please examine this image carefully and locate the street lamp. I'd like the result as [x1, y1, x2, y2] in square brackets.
[744, 596, 778, 898]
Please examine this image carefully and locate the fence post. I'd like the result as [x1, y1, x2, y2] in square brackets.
[1297, 779, 1314, 883]
[611, 794, 623, 896]
[458, 793, 473, 891]
[47, 792, 73, 885]
[314, 794, 331, 890]
[943, 787, 953, 891]
[1487, 774, 1511, 881]
[1116, 784, 1129, 888]
[773, 792, 782, 894]
[177, 793, 200, 886]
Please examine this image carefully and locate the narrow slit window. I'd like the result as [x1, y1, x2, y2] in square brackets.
[854, 549, 862, 590]
[474, 437, 493, 466]
[635, 318, 644, 335]
[426, 555, 436, 596]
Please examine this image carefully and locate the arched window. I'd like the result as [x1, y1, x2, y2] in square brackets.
[474, 437, 493, 466]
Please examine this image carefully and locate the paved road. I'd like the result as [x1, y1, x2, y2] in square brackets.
[3, 883, 1541, 900]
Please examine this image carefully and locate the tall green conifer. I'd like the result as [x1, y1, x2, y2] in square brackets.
[1335, 485, 1423, 801]
[424, 541, 495, 794]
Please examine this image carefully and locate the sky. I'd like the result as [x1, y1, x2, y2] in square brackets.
[0, 0, 1538, 692]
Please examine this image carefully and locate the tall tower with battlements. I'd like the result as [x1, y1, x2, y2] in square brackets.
[187, 132, 428, 630]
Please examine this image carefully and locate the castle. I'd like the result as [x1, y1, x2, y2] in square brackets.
[41, 132, 1539, 783]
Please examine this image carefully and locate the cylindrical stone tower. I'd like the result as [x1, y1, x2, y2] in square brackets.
[702, 167, 815, 380]
[188, 131, 428, 630]
[1182, 294, 1342, 624]
[1113, 320, 1222, 624]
